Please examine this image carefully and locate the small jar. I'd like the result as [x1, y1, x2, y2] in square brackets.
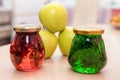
[10, 24, 45, 71]
[68, 26, 107, 74]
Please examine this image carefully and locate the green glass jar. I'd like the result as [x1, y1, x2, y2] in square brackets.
[68, 27, 107, 74]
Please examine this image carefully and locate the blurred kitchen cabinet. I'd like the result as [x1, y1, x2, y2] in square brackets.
[0, 0, 13, 46]
[0, 8, 12, 46]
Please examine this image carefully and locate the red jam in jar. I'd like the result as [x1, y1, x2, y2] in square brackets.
[10, 24, 45, 71]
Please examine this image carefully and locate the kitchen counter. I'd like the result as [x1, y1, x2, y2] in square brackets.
[0, 25, 120, 80]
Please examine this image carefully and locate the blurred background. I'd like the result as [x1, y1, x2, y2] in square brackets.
[0, 0, 120, 46]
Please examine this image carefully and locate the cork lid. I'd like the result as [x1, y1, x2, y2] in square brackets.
[73, 26, 104, 35]
[13, 24, 41, 32]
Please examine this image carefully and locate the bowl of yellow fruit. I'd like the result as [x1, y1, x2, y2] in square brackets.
[110, 14, 120, 28]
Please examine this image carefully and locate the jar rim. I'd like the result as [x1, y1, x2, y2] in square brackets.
[13, 24, 41, 32]
[73, 26, 104, 35]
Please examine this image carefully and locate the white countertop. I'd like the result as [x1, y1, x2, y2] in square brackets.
[0, 25, 120, 80]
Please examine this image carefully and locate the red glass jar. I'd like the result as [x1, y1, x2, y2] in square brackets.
[10, 24, 45, 71]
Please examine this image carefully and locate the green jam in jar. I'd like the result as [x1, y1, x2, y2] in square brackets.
[68, 27, 107, 74]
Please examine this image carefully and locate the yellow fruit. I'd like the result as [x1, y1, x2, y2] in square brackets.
[58, 27, 75, 56]
[39, 2, 68, 33]
[39, 30, 57, 59]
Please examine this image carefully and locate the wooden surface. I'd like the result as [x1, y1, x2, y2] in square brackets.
[0, 25, 120, 80]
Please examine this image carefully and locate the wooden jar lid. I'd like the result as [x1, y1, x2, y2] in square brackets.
[14, 24, 41, 32]
[73, 26, 104, 35]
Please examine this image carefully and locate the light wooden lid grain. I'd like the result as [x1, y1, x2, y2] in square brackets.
[13, 24, 41, 32]
[73, 26, 104, 35]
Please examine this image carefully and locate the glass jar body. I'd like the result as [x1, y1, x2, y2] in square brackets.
[68, 34, 107, 74]
[10, 32, 44, 71]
